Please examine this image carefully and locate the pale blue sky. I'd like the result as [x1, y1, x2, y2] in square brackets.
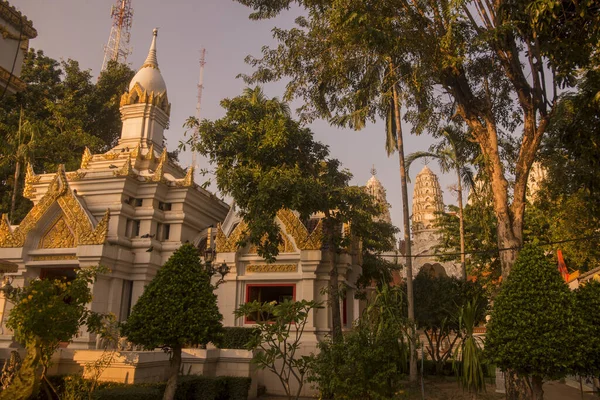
[13, 0, 459, 232]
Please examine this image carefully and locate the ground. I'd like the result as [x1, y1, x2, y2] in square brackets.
[260, 378, 596, 399]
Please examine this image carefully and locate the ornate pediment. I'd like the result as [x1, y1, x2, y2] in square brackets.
[39, 215, 75, 249]
[214, 208, 323, 254]
[0, 165, 110, 248]
[120, 82, 171, 116]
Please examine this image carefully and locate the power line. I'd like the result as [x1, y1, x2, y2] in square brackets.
[378, 234, 600, 259]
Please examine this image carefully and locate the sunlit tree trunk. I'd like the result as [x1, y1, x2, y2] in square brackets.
[9, 160, 21, 225]
[391, 79, 417, 383]
[163, 345, 182, 400]
[455, 166, 466, 281]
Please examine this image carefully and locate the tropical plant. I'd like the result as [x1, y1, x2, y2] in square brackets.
[188, 87, 397, 343]
[572, 280, 600, 381]
[120, 244, 224, 400]
[234, 299, 322, 400]
[485, 245, 575, 399]
[406, 126, 476, 281]
[453, 299, 486, 397]
[1, 266, 111, 400]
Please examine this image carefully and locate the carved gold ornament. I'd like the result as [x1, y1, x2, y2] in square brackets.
[246, 264, 297, 273]
[120, 82, 171, 116]
[0, 165, 110, 248]
[131, 143, 141, 159]
[276, 209, 323, 250]
[114, 155, 134, 177]
[248, 233, 295, 254]
[101, 152, 119, 161]
[66, 171, 87, 181]
[31, 255, 77, 261]
[80, 147, 93, 169]
[144, 144, 155, 161]
[215, 221, 248, 253]
[23, 163, 41, 199]
[39, 215, 75, 249]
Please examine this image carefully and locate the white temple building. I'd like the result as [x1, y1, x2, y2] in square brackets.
[410, 165, 459, 278]
[0, 29, 229, 348]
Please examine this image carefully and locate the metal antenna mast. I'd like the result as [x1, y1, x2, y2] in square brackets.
[101, 0, 134, 71]
[191, 48, 206, 170]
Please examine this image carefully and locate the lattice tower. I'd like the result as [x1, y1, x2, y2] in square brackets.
[191, 48, 206, 169]
[101, 0, 134, 72]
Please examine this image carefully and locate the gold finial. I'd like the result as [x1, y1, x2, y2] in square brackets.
[81, 147, 93, 169]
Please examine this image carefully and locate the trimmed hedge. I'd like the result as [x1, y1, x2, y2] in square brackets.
[94, 385, 164, 400]
[217, 327, 259, 349]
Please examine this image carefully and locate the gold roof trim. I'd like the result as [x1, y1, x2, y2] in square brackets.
[114, 155, 134, 177]
[23, 163, 40, 199]
[80, 147, 93, 169]
[0, 165, 110, 248]
[144, 144, 155, 161]
[120, 82, 171, 116]
[151, 151, 166, 183]
[215, 221, 248, 253]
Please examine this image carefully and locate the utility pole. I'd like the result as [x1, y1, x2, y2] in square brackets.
[101, 0, 133, 71]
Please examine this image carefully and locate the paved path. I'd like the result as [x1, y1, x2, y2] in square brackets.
[543, 381, 597, 400]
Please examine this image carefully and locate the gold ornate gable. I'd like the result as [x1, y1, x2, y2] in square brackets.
[0, 165, 110, 248]
[214, 209, 323, 254]
[39, 215, 75, 249]
[276, 209, 323, 250]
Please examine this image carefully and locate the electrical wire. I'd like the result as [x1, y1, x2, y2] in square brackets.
[377, 234, 600, 259]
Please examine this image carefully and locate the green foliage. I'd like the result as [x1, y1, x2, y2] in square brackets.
[0, 51, 134, 222]
[120, 244, 223, 350]
[572, 280, 600, 377]
[413, 271, 487, 373]
[309, 285, 409, 399]
[234, 299, 321, 399]
[217, 327, 260, 350]
[453, 300, 486, 394]
[2, 267, 112, 399]
[485, 245, 574, 382]
[32, 375, 251, 400]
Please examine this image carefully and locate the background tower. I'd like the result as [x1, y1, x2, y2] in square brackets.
[191, 48, 206, 171]
[101, 0, 134, 71]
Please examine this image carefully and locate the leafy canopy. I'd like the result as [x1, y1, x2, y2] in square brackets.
[120, 244, 223, 350]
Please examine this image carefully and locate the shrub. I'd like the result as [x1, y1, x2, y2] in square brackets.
[217, 327, 259, 350]
[222, 376, 252, 400]
[310, 324, 405, 399]
[572, 280, 600, 378]
[485, 245, 574, 399]
[93, 385, 164, 400]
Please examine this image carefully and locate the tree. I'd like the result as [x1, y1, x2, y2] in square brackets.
[406, 125, 476, 281]
[120, 244, 223, 400]
[234, 300, 322, 400]
[1, 267, 111, 400]
[233, 0, 599, 280]
[485, 245, 574, 399]
[0, 51, 134, 223]
[189, 87, 397, 343]
[413, 271, 487, 375]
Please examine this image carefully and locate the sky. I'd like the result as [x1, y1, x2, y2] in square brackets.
[12, 0, 461, 233]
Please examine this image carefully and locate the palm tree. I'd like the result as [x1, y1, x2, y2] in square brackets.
[406, 126, 476, 281]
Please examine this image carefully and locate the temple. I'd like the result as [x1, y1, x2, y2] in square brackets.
[411, 165, 459, 278]
[0, 30, 229, 348]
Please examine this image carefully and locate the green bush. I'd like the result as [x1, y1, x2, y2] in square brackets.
[222, 376, 252, 400]
[217, 327, 259, 350]
[93, 385, 164, 400]
[310, 325, 405, 400]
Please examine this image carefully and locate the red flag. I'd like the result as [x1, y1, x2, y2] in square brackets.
[557, 249, 569, 282]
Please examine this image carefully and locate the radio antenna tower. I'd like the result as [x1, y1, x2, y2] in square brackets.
[191, 48, 206, 170]
[101, 0, 134, 71]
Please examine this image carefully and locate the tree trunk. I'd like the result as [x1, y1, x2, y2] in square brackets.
[9, 160, 21, 225]
[163, 345, 182, 400]
[456, 167, 466, 281]
[531, 375, 544, 400]
[504, 371, 530, 400]
[325, 215, 343, 343]
[391, 80, 417, 383]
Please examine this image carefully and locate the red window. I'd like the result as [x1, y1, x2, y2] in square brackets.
[245, 284, 296, 323]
